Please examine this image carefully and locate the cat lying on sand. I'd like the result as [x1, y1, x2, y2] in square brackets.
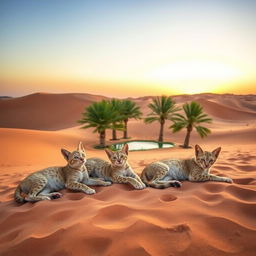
[86, 144, 146, 190]
[14, 142, 111, 203]
[141, 144, 233, 188]
[14, 143, 233, 202]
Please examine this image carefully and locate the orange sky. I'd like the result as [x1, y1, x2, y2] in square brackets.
[1, 1, 256, 97]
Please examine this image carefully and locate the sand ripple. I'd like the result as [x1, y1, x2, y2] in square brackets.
[0, 125, 256, 255]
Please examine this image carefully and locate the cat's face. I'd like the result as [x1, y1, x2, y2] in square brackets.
[105, 144, 129, 167]
[61, 142, 87, 169]
[195, 144, 221, 170]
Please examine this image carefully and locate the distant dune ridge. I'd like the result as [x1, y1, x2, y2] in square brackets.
[0, 92, 255, 256]
[0, 93, 107, 130]
[0, 92, 255, 130]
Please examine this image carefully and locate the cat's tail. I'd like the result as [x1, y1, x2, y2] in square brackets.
[141, 169, 170, 189]
[141, 169, 180, 189]
[14, 185, 25, 203]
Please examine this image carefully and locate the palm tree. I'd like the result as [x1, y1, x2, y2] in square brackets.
[108, 98, 124, 140]
[170, 101, 212, 148]
[144, 96, 180, 142]
[119, 99, 142, 139]
[78, 100, 122, 147]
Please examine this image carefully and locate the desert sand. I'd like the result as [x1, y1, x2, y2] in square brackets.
[0, 93, 255, 256]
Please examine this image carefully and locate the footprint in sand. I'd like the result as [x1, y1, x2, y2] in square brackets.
[66, 193, 85, 201]
[160, 194, 177, 202]
[167, 223, 191, 233]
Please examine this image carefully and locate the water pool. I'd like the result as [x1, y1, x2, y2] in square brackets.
[111, 140, 174, 151]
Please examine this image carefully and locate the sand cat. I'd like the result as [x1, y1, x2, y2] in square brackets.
[86, 144, 146, 190]
[141, 144, 233, 189]
[14, 142, 111, 203]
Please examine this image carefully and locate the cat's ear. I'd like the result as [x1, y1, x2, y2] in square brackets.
[61, 149, 71, 161]
[195, 144, 203, 157]
[105, 148, 113, 159]
[121, 144, 129, 155]
[78, 141, 85, 152]
[212, 147, 221, 159]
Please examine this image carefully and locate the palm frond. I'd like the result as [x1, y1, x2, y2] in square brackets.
[195, 126, 211, 138]
[169, 101, 212, 139]
[144, 116, 160, 123]
[78, 100, 122, 132]
[111, 122, 124, 131]
[195, 117, 212, 124]
[146, 95, 180, 124]
[170, 122, 187, 133]
[119, 99, 142, 120]
[169, 113, 187, 122]
[183, 101, 203, 118]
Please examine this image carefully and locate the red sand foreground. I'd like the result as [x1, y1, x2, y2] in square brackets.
[0, 93, 255, 256]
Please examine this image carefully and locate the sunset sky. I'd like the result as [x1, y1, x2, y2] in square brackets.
[1, 0, 256, 97]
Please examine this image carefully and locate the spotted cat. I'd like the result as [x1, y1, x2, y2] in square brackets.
[86, 144, 146, 189]
[14, 142, 110, 203]
[141, 144, 233, 188]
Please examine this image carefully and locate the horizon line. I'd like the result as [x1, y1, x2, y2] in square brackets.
[1, 91, 256, 100]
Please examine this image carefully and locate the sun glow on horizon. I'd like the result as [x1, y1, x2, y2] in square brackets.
[1, 1, 256, 97]
[144, 60, 245, 94]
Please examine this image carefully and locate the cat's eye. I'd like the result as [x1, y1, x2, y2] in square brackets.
[112, 156, 117, 160]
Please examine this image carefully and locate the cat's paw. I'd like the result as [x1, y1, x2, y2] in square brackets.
[224, 177, 233, 183]
[51, 192, 62, 199]
[103, 181, 112, 186]
[134, 182, 145, 190]
[42, 196, 51, 201]
[172, 181, 182, 188]
[25, 196, 51, 201]
[141, 182, 146, 188]
[85, 188, 96, 195]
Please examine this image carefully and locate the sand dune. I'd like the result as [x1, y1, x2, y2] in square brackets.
[172, 93, 256, 113]
[0, 93, 107, 130]
[0, 127, 256, 256]
[0, 144, 255, 256]
[1, 93, 255, 130]
[195, 98, 256, 121]
[0, 92, 256, 256]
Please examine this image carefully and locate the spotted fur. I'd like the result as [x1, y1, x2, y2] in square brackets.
[141, 144, 233, 189]
[86, 144, 146, 190]
[14, 142, 109, 203]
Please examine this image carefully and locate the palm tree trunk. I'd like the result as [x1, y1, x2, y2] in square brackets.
[112, 129, 117, 140]
[158, 119, 165, 142]
[99, 130, 106, 147]
[123, 119, 128, 139]
[183, 125, 192, 148]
